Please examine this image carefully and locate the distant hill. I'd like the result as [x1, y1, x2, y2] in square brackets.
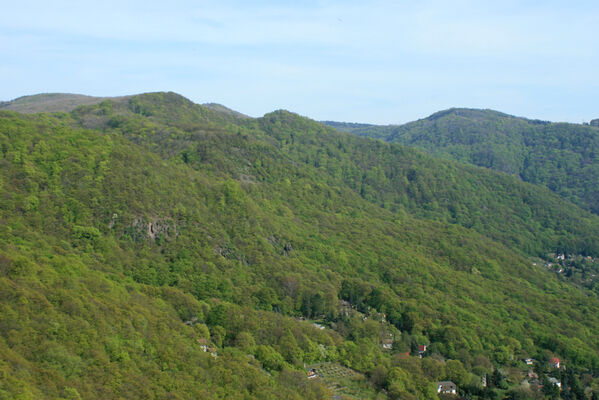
[321, 120, 396, 141]
[0, 93, 126, 113]
[324, 108, 599, 214]
[202, 102, 249, 119]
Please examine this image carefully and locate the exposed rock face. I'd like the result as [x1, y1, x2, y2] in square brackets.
[116, 217, 177, 242]
[267, 235, 294, 255]
[283, 242, 294, 255]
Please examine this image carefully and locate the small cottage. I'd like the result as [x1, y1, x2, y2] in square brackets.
[437, 381, 457, 395]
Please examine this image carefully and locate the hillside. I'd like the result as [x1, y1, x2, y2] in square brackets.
[66, 93, 599, 260]
[323, 109, 599, 215]
[1, 93, 599, 399]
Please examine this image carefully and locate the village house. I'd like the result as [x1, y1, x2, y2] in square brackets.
[382, 338, 393, 350]
[437, 381, 457, 395]
[551, 357, 561, 369]
[524, 358, 535, 365]
[306, 368, 318, 379]
[418, 344, 427, 357]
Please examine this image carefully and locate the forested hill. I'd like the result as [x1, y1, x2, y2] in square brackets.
[2, 92, 599, 399]
[323, 109, 599, 215]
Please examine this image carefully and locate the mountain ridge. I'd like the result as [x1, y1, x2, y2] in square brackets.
[323, 108, 599, 214]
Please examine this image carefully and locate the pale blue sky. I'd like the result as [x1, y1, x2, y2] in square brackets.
[1, 0, 598, 124]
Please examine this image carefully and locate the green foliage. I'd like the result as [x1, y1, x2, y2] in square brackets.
[325, 108, 599, 215]
[1, 95, 599, 398]
[254, 345, 286, 372]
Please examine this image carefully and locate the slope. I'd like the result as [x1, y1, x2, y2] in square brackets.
[71, 92, 599, 291]
[323, 109, 599, 215]
[77, 94, 599, 259]
[2, 95, 599, 398]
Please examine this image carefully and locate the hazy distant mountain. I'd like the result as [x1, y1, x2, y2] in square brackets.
[0, 93, 124, 113]
[324, 108, 599, 214]
[202, 102, 249, 119]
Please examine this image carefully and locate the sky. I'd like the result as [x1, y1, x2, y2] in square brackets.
[1, 0, 598, 124]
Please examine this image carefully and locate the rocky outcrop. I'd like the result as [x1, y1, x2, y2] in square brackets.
[115, 216, 177, 243]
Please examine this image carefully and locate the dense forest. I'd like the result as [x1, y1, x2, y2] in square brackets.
[1, 92, 599, 399]
[324, 108, 599, 215]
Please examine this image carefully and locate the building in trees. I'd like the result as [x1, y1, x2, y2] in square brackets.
[551, 357, 561, 369]
[418, 344, 427, 358]
[382, 337, 393, 350]
[437, 381, 457, 395]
